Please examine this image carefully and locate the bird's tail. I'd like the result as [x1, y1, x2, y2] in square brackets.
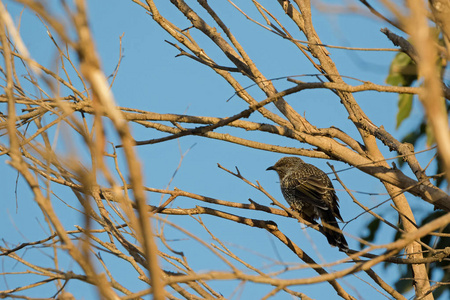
[321, 212, 348, 252]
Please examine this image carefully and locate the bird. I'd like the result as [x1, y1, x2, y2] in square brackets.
[266, 157, 348, 251]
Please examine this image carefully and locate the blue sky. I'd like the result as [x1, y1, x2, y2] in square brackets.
[1, 0, 442, 299]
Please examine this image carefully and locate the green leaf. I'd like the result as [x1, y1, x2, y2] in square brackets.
[386, 73, 404, 86]
[359, 218, 380, 249]
[433, 271, 450, 298]
[396, 94, 413, 128]
[386, 52, 417, 86]
[394, 267, 413, 293]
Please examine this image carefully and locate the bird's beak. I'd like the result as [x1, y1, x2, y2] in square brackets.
[266, 166, 275, 171]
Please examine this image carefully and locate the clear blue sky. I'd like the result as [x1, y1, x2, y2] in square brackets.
[1, 1, 439, 299]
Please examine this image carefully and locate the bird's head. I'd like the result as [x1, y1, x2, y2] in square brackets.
[266, 157, 304, 178]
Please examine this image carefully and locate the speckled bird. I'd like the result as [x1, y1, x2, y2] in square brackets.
[267, 157, 348, 251]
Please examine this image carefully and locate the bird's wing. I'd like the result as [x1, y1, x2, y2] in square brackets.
[294, 176, 330, 211]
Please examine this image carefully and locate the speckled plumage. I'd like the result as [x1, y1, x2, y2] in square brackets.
[267, 157, 348, 251]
